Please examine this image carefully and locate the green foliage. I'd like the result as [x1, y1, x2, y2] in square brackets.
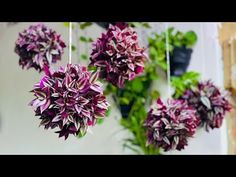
[104, 83, 117, 95]
[71, 45, 76, 51]
[80, 54, 88, 60]
[131, 78, 144, 93]
[183, 31, 198, 47]
[78, 22, 93, 30]
[148, 27, 198, 70]
[171, 71, 200, 98]
[119, 97, 130, 105]
[77, 128, 87, 138]
[63, 22, 74, 29]
[87, 65, 97, 72]
[63, 22, 70, 27]
[120, 98, 160, 154]
[105, 107, 111, 117]
[150, 90, 160, 103]
[97, 118, 104, 125]
[103, 56, 162, 154]
[79, 36, 93, 43]
[128, 22, 151, 29]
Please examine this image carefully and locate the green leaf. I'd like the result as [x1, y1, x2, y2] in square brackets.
[141, 22, 151, 28]
[97, 118, 104, 125]
[129, 22, 140, 27]
[168, 27, 175, 35]
[63, 22, 74, 29]
[149, 72, 158, 80]
[123, 143, 142, 154]
[105, 107, 111, 116]
[80, 54, 88, 60]
[88, 65, 97, 71]
[157, 61, 167, 70]
[151, 90, 160, 101]
[149, 46, 158, 59]
[79, 36, 93, 43]
[79, 22, 93, 30]
[156, 52, 166, 61]
[131, 79, 144, 93]
[80, 36, 87, 42]
[119, 97, 130, 105]
[71, 45, 76, 51]
[184, 31, 197, 47]
[88, 38, 93, 42]
[77, 129, 87, 138]
[120, 118, 131, 128]
[171, 71, 200, 98]
[63, 22, 69, 27]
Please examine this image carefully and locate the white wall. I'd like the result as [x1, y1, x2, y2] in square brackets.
[0, 22, 226, 154]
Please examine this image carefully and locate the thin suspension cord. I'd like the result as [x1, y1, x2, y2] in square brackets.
[69, 22, 72, 64]
[165, 23, 171, 98]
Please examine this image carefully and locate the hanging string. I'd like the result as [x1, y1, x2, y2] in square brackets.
[74, 23, 80, 61]
[69, 22, 72, 64]
[200, 23, 206, 79]
[165, 22, 171, 98]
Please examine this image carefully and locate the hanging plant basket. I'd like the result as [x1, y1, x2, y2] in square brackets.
[95, 22, 129, 29]
[119, 100, 134, 119]
[114, 89, 134, 119]
[170, 46, 193, 76]
[95, 22, 115, 29]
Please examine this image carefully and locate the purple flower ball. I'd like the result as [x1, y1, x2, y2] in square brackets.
[90, 23, 147, 88]
[29, 64, 110, 140]
[181, 80, 232, 131]
[144, 98, 199, 151]
[15, 23, 66, 72]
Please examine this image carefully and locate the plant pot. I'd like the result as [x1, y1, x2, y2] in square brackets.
[119, 103, 133, 119]
[115, 89, 134, 119]
[95, 22, 128, 29]
[170, 46, 193, 76]
[95, 22, 115, 29]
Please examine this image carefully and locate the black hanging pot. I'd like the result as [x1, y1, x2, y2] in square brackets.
[95, 22, 116, 29]
[114, 89, 134, 119]
[119, 100, 134, 119]
[170, 46, 193, 76]
[95, 22, 128, 29]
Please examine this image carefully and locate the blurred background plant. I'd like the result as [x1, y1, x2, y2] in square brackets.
[148, 27, 197, 76]
[171, 71, 200, 98]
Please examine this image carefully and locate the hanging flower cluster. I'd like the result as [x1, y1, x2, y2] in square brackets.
[181, 80, 232, 131]
[144, 98, 199, 151]
[90, 23, 147, 88]
[15, 23, 66, 72]
[29, 64, 109, 139]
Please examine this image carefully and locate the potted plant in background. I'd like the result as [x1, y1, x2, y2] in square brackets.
[95, 22, 116, 29]
[148, 27, 198, 76]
